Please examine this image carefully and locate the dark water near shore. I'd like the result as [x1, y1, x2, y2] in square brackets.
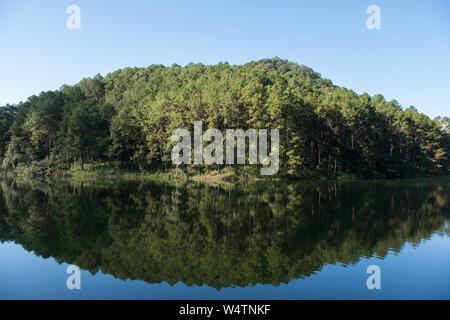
[0, 178, 449, 299]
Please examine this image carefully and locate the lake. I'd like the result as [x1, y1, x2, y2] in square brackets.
[0, 178, 449, 299]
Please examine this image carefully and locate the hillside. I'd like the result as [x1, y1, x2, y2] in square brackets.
[0, 57, 449, 179]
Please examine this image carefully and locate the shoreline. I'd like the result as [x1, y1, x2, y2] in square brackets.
[2, 165, 448, 185]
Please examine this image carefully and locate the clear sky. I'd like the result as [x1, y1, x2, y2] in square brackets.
[0, 0, 449, 118]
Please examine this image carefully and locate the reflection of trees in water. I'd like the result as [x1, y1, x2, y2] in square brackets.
[0, 179, 449, 290]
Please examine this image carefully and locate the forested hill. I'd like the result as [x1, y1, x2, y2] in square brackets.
[0, 57, 449, 179]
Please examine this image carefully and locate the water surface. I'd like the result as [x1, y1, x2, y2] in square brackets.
[0, 178, 449, 299]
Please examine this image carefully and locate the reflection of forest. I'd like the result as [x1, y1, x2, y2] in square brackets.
[0, 179, 449, 290]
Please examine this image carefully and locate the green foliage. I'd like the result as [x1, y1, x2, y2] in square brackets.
[0, 57, 449, 178]
[0, 105, 16, 162]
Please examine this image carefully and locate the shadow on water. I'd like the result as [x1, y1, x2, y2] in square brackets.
[0, 178, 449, 290]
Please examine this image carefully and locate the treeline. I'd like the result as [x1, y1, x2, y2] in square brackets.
[0, 57, 449, 178]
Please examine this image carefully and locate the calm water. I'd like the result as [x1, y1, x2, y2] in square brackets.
[0, 178, 449, 300]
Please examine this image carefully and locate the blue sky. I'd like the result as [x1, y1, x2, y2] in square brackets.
[0, 0, 449, 118]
